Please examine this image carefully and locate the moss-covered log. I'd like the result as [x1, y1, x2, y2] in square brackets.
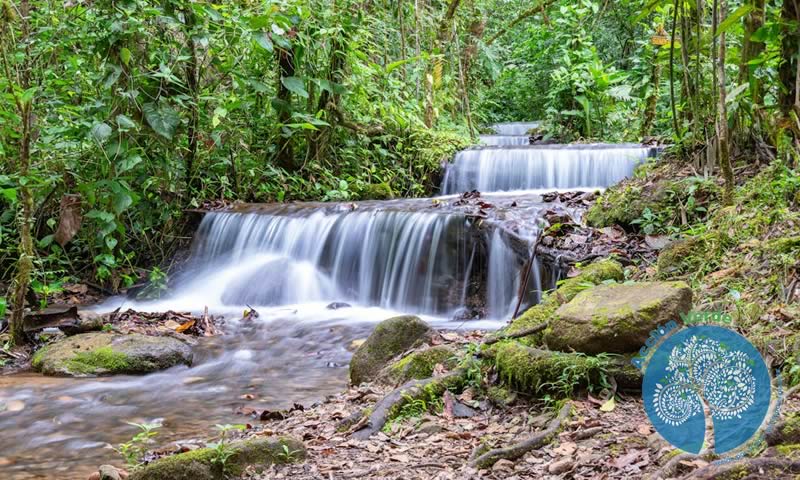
[490, 341, 641, 395]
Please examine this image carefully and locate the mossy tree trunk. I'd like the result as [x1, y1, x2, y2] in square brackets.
[1, 0, 34, 346]
[715, 0, 734, 206]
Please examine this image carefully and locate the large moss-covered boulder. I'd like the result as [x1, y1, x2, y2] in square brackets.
[376, 345, 458, 385]
[129, 436, 304, 480]
[32, 332, 192, 376]
[349, 315, 434, 385]
[545, 281, 692, 354]
[501, 259, 625, 341]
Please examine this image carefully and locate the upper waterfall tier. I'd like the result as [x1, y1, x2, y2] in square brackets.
[479, 135, 531, 146]
[440, 144, 656, 195]
[491, 122, 541, 135]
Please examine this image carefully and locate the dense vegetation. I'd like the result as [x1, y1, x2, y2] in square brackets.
[1, 0, 798, 345]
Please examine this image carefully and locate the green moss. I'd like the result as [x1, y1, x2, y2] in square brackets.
[349, 315, 433, 385]
[129, 437, 304, 480]
[499, 259, 624, 344]
[385, 346, 456, 384]
[359, 182, 395, 200]
[65, 346, 131, 374]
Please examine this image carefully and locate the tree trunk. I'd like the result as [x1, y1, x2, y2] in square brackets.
[641, 48, 662, 138]
[778, 0, 799, 118]
[275, 41, 297, 171]
[716, 0, 734, 206]
[424, 0, 461, 128]
[6, 0, 34, 346]
[183, 5, 199, 192]
[739, 0, 766, 105]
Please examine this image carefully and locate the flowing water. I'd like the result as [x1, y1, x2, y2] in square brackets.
[0, 123, 655, 478]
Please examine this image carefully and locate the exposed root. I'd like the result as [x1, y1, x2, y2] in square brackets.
[572, 426, 604, 441]
[351, 368, 466, 440]
[647, 452, 698, 480]
[482, 322, 548, 345]
[468, 401, 572, 469]
[680, 458, 800, 479]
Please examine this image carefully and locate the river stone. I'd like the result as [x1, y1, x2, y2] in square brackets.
[376, 345, 458, 386]
[32, 332, 192, 376]
[545, 281, 692, 354]
[128, 436, 304, 480]
[349, 315, 434, 385]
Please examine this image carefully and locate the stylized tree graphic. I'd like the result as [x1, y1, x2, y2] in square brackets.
[652, 335, 756, 452]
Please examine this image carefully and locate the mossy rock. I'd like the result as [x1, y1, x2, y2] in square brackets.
[349, 315, 434, 385]
[500, 259, 625, 342]
[546, 281, 692, 354]
[656, 237, 705, 278]
[32, 332, 192, 376]
[493, 341, 641, 396]
[359, 182, 395, 200]
[129, 436, 304, 480]
[376, 345, 458, 385]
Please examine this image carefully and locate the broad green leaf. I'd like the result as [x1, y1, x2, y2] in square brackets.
[117, 155, 142, 174]
[90, 122, 113, 143]
[1, 188, 17, 203]
[120, 47, 132, 65]
[281, 76, 308, 98]
[0, 297, 6, 318]
[113, 191, 133, 214]
[143, 102, 179, 140]
[254, 32, 273, 52]
[717, 5, 754, 37]
[116, 114, 137, 130]
[105, 236, 118, 250]
[86, 209, 115, 223]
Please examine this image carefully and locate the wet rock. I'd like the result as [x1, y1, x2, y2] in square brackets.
[546, 281, 692, 354]
[326, 302, 351, 310]
[451, 400, 478, 418]
[376, 345, 457, 385]
[32, 332, 193, 376]
[349, 315, 434, 385]
[99, 465, 127, 480]
[418, 421, 444, 435]
[128, 436, 304, 480]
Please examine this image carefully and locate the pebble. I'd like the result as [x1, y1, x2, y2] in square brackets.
[548, 458, 574, 474]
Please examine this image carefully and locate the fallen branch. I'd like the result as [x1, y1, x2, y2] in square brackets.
[468, 402, 571, 469]
[351, 368, 466, 440]
[482, 322, 548, 345]
[681, 457, 800, 479]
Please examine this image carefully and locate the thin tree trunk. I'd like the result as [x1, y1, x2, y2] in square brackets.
[641, 48, 662, 138]
[716, 0, 734, 205]
[275, 40, 296, 171]
[5, 0, 34, 346]
[183, 6, 199, 191]
[669, 3, 680, 138]
[778, 0, 799, 118]
[414, 0, 421, 99]
[399, 0, 407, 83]
[739, 0, 765, 105]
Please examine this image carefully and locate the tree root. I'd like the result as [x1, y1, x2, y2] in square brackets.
[468, 402, 572, 469]
[680, 458, 800, 480]
[351, 368, 466, 440]
[482, 322, 548, 345]
[647, 452, 698, 480]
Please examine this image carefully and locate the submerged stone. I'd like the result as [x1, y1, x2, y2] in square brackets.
[349, 315, 434, 385]
[128, 436, 304, 480]
[546, 281, 692, 354]
[32, 332, 192, 376]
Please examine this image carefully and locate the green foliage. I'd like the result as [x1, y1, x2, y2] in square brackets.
[206, 423, 247, 473]
[115, 421, 162, 468]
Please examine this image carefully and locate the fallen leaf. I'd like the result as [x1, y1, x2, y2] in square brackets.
[553, 441, 577, 456]
[644, 234, 671, 250]
[599, 397, 616, 412]
[176, 319, 196, 333]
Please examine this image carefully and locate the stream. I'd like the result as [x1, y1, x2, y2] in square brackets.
[0, 124, 657, 478]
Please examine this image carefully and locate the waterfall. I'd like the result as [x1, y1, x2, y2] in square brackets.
[492, 122, 541, 135]
[479, 135, 530, 146]
[177, 208, 478, 316]
[441, 144, 653, 195]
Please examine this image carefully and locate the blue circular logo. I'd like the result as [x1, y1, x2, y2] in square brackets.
[642, 325, 771, 454]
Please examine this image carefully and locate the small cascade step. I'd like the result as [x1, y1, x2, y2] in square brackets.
[441, 143, 657, 195]
[492, 121, 541, 135]
[478, 135, 531, 146]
